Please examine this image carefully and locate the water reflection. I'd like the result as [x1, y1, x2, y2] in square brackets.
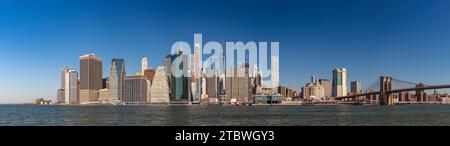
[1, 105, 450, 126]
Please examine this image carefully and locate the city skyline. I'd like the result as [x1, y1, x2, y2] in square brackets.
[2, 0, 450, 103]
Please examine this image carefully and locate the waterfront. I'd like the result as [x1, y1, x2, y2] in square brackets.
[2, 105, 450, 126]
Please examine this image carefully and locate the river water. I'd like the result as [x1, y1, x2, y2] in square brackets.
[1, 104, 450, 126]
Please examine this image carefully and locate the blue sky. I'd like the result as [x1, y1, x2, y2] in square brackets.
[1, 0, 450, 103]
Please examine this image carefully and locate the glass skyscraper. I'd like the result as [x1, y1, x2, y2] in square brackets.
[109, 59, 126, 102]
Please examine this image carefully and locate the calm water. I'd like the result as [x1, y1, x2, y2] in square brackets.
[1, 104, 450, 126]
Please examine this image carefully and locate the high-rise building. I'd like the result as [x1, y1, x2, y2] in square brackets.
[61, 67, 71, 89]
[124, 75, 147, 104]
[58, 67, 79, 104]
[150, 66, 170, 103]
[79, 54, 103, 104]
[205, 69, 219, 100]
[350, 80, 362, 94]
[141, 56, 148, 75]
[109, 59, 126, 103]
[332, 68, 347, 97]
[192, 43, 202, 103]
[318, 79, 331, 98]
[225, 67, 252, 102]
[170, 51, 190, 103]
[164, 54, 172, 76]
[65, 69, 79, 104]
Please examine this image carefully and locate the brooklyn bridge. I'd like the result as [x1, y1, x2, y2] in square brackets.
[335, 76, 450, 105]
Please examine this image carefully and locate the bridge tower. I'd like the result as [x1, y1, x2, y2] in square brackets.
[380, 76, 393, 105]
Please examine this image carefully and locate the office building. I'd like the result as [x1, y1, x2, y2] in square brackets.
[318, 79, 331, 98]
[56, 88, 65, 104]
[225, 67, 252, 102]
[109, 59, 126, 102]
[141, 56, 148, 75]
[350, 80, 362, 94]
[302, 76, 325, 100]
[79, 54, 103, 104]
[170, 50, 190, 103]
[124, 75, 148, 104]
[332, 68, 347, 97]
[150, 66, 170, 103]
[65, 69, 79, 104]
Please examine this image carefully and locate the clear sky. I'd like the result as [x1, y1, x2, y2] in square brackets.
[1, 0, 450, 103]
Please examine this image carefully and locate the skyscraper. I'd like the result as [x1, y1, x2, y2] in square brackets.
[350, 80, 362, 94]
[225, 67, 252, 103]
[109, 59, 126, 103]
[164, 54, 172, 76]
[150, 66, 170, 103]
[141, 56, 148, 75]
[318, 79, 331, 98]
[79, 54, 103, 104]
[57, 67, 70, 104]
[332, 68, 347, 97]
[170, 50, 190, 103]
[65, 69, 79, 104]
[193, 43, 202, 103]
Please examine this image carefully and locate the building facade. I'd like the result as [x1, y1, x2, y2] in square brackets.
[170, 51, 190, 103]
[318, 79, 331, 98]
[79, 54, 103, 104]
[124, 76, 148, 104]
[141, 56, 148, 75]
[65, 69, 79, 104]
[332, 68, 347, 97]
[225, 67, 252, 103]
[302, 76, 325, 99]
[109, 59, 126, 103]
[150, 66, 170, 103]
[350, 80, 362, 95]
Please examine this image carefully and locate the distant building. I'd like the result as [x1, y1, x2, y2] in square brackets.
[98, 88, 109, 104]
[318, 79, 331, 98]
[143, 69, 156, 82]
[124, 75, 148, 104]
[350, 80, 362, 95]
[205, 69, 220, 100]
[102, 78, 110, 89]
[65, 69, 79, 104]
[56, 88, 65, 104]
[79, 54, 102, 104]
[302, 76, 325, 100]
[170, 50, 190, 103]
[278, 85, 293, 100]
[150, 66, 170, 103]
[164, 54, 172, 76]
[225, 67, 252, 103]
[141, 56, 148, 76]
[35, 98, 51, 105]
[58, 67, 79, 104]
[109, 59, 126, 103]
[332, 68, 347, 97]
